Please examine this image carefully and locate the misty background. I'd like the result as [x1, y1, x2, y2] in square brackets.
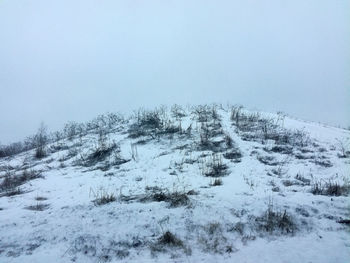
[0, 0, 349, 144]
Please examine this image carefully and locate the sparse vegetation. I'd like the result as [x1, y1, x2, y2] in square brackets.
[158, 231, 183, 247]
[25, 203, 50, 211]
[230, 106, 311, 149]
[224, 133, 233, 148]
[128, 108, 184, 139]
[210, 178, 223, 186]
[311, 181, 323, 195]
[0, 103, 349, 262]
[223, 150, 242, 162]
[0, 187, 23, 197]
[257, 155, 279, 166]
[192, 105, 213, 123]
[171, 104, 186, 120]
[34, 122, 49, 159]
[295, 173, 311, 185]
[0, 141, 27, 159]
[150, 230, 191, 257]
[313, 158, 333, 168]
[76, 131, 128, 169]
[282, 180, 300, 187]
[198, 222, 233, 254]
[311, 180, 349, 196]
[254, 202, 296, 234]
[201, 154, 228, 177]
[141, 188, 190, 208]
[336, 139, 350, 158]
[90, 188, 117, 205]
[0, 169, 42, 196]
[266, 145, 293, 155]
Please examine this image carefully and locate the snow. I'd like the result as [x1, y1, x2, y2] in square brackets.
[0, 105, 349, 262]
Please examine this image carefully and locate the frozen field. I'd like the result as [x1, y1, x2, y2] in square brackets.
[0, 104, 349, 263]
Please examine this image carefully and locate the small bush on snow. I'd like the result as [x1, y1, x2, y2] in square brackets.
[201, 154, 228, 178]
[311, 180, 349, 196]
[254, 202, 297, 234]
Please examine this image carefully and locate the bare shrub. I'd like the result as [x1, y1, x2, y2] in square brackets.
[282, 180, 302, 187]
[199, 123, 210, 148]
[105, 112, 124, 129]
[211, 105, 221, 122]
[325, 182, 348, 196]
[0, 169, 42, 195]
[138, 109, 163, 129]
[90, 188, 116, 205]
[0, 142, 25, 158]
[34, 122, 49, 159]
[65, 147, 79, 160]
[52, 130, 64, 143]
[150, 230, 190, 256]
[210, 178, 223, 186]
[336, 139, 350, 158]
[257, 155, 279, 166]
[80, 132, 120, 167]
[200, 128, 224, 150]
[313, 158, 333, 168]
[158, 231, 183, 247]
[128, 108, 183, 139]
[192, 105, 212, 123]
[223, 149, 242, 162]
[230, 106, 311, 148]
[224, 133, 233, 148]
[231, 222, 245, 235]
[311, 181, 324, 195]
[311, 180, 349, 196]
[158, 121, 183, 136]
[268, 145, 293, 155]
[141, 187, 189, 208]
[0, 187, 23, 197]
[201, 154, 228, 177]
[128, 108, 165, 138]
[191, 107, 226, 151]
[49, 142, 69, 153]
[230, 105, 243, 126]
[171, 104, 186, 120]
[254, 202, 296, 234]
[64, 121, 80, 141]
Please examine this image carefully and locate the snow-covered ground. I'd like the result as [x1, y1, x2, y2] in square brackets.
[0, 105, 349, 263]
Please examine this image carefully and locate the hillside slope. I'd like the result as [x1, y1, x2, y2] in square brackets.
[0, 105, 349, 263]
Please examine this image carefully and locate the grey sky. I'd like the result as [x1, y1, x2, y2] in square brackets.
[0, 0, 349, 144]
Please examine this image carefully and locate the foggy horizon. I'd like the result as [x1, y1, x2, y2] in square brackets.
[1, 0, 349, 144]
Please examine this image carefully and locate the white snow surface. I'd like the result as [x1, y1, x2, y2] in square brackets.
[0, 105, 349, 263]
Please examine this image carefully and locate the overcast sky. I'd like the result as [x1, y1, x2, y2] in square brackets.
[0, 0, 349, 144]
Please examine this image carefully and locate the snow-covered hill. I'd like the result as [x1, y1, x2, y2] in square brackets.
[1, 104, 349, 263]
